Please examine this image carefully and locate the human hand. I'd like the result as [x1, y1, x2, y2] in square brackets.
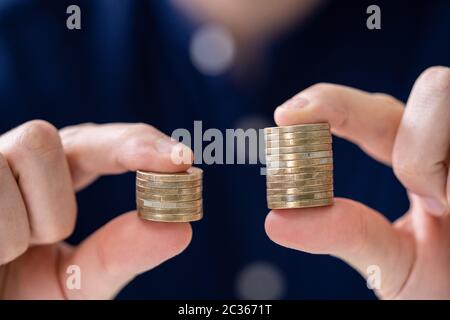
[265, 66, 450, 299]
[0, 122, 193, 299]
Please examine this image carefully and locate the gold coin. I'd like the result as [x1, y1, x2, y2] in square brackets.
[136, 178, 201, 189]
[266, 144, 332, 154]
[138, 210, 202, 217]
[266, 171, 333, 182]
[265, 130, 330, 141]
[267, 191, 333, 202]
[137, 167, 202, 182]
[136, 192, 202, 202]
[267, 185, 333, 195]
[138, 211, 203, 223]
[264, 123, 330, 134]
[266, 157, 333, 168]
[268, 198, 333, 209]
[136, 185, 202, 195]
[138, 198, 202, 209]
[266, 150, 332, 161]
[265, 137, 332, 148]
[267, 177, 332, 189]
[137, 205, 202, 214]
[266, 164, 333, 175]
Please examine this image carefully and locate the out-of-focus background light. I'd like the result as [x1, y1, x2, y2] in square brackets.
[190, 24, 236, 76]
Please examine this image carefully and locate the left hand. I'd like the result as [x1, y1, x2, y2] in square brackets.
[265, 66, 450, 299]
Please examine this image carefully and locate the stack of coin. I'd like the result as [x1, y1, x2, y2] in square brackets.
[264, 123, 334, 209]
[136, 167, 203, 222]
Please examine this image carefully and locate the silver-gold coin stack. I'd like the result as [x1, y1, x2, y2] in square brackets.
[136, 167, 203, 222]
[264, 123, 334, 209]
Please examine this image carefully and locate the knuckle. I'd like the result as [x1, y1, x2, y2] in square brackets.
[306, 83, 348, 129]
[372, 93, 402, 107]
[16, 120, 61, 155]
[417, 66, 450, 93]
[307, 82, 337, 95]
[132, 123, 156, 134]
[121, 123, 164, 150]
[126, 135, 149, 152]
[120, 123, 159, 145]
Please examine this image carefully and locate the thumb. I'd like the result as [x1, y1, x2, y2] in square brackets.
[59, 211, 192, 299]
[265, 198, 415, 299]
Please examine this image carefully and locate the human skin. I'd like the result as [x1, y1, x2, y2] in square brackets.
[265, 66, 450, 299]
[0, 122, 194, 299]
[1, 66, 449, 299]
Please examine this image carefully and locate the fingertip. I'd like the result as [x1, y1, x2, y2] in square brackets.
[264, 209, 303, 250]
[264, 199, 361, 253]
[159, 143, 195, 173]
[273, 94, 312, 126]
[127, 212, 193, 259]
[264, 208, 320, 250]
[61, 211, 194, 299]
[154, 153, 193, 173]
[274, 106, 293, 126]
[141, 220, 193, 256]
[273, 105, 317, 127]
[86, 212, 193, 277]
[419, 196, 450, 217]
[264, 210, 283, 243]
[416, 66, 450, 93]
[119, 141, 193, 174]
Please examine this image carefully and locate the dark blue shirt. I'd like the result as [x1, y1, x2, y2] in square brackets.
[1, 0, 449, 299]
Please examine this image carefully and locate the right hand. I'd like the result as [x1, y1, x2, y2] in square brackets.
[0, 121, 193, 299]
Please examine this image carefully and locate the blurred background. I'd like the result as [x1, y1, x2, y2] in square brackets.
[0, 0, 449, 299]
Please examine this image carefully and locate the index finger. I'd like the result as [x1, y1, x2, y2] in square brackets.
[60, 123, 193, 190]
[274, 83, 404, 165]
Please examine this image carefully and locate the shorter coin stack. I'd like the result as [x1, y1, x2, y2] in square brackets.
[136, 167, 203, 222]
[264, 123, 334, 209]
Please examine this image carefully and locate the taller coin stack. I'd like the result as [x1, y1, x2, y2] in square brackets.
[136, 167, 203, 222]
[264, 123, 334, 209]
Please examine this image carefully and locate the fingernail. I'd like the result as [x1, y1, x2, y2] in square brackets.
[421, 197, 448, 216]
[155, 138, 178, 154]
[280, 96, 309, 109]
[170, 143, 193, 165]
